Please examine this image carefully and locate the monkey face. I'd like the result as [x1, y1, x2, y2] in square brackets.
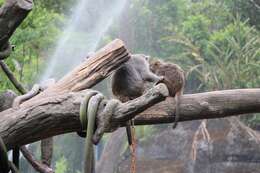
[149, 60, 162, 73]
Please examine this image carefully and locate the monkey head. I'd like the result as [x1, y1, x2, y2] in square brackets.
[149, 59, 163, 73]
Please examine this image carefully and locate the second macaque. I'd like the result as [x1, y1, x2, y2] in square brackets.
[150, 59, 185, 128]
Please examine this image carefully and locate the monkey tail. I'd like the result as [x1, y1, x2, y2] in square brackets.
[172, 91, 181, 129]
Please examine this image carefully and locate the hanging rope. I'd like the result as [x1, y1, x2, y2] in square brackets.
[130, 120, 136, 173]
[79, 91, 104, 173]
[85, 93, 103, 173]
[79, 90, 126, 173]
[78, 91, 98, 137]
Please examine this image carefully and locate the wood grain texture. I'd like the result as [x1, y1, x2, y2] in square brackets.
[1, 88, 260, 150]
[46, 39, 130, 93]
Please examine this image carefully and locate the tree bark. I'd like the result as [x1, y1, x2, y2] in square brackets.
[0, 88, 260, 150]
[0, 0, 33, 48]
[46, 39, 130, 94]
[0, 90, 54, 173]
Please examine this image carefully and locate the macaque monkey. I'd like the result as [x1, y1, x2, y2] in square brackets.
[150, 59, 185, 128]
[112, 54, 163, 144]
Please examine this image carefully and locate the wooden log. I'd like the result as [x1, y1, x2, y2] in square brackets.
[0, 88, 260, 150]
[0, 0, 33, 48]
[45, 39, 129, 94]
[0, 39, 134, 149]
[135, 89, 260, 125]
[0, 83, 168, 150]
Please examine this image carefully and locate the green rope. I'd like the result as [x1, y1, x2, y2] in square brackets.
[84, 94, 104, 173]
[79, 91, 98, 132]
[79, 91, 104, 173]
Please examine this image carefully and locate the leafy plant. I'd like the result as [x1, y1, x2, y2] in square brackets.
[55, 157, 68, 173]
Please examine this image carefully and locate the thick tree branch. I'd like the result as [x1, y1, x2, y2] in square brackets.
[0, 88, 260, 150]
[45, 39, 130, 94]
[0, 90, 54, 173]
[21, 146, 54, 173]
[0, 0, 33, 48]
[135, 89, 260, 125]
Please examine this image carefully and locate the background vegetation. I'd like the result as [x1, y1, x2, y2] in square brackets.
[0, 0, 259, 172]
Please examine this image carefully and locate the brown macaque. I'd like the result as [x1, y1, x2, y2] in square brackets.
[111, 54, 163, 144]
[150, 59, 185, 128]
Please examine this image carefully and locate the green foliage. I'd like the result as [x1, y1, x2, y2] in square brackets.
[53, 134, 84, 173]
[55, 157, 68, 173]
[226, 0, 260, 29]
[182, 15, 211, 53]
[34, 0, 77, 14]
[195, 19, 260, 90]
[0, 1, 64, 92]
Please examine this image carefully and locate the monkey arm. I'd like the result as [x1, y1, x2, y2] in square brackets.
[144, 71, 164, 84]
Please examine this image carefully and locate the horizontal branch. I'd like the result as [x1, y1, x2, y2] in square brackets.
[0, 88, 259, 150]
[135, 88, 260, 125]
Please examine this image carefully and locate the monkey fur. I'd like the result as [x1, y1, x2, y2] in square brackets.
[112, 54, 163, 102]
[112, 54, 163, 144]
[150, 59, 185, 128]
